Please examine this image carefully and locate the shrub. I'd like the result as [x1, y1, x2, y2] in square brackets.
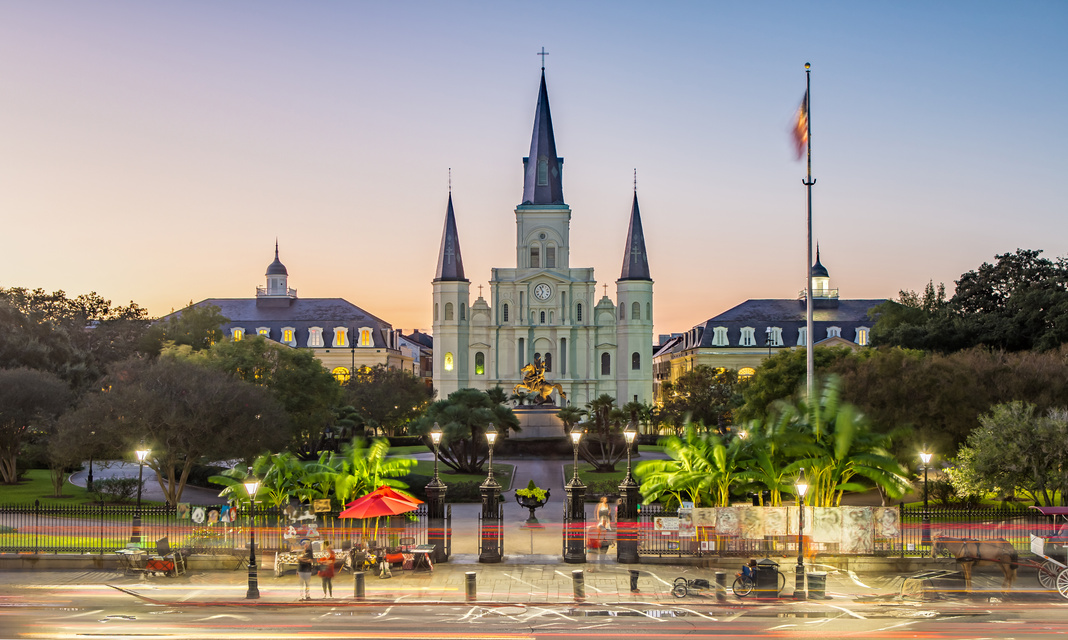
[92, 477, 142, 504]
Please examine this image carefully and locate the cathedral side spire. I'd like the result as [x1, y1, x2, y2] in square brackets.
[521, 69, 564, 206]
[434, 193, 468, 282]
[619, 192, 651, 281]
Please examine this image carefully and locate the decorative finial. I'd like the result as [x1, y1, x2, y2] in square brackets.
[274, 238, 279, 259]
[603, 283, 608, 297]
[448, 167, 452, 193]
[538, 47, 549, 71]
[633, 168, 637, 193]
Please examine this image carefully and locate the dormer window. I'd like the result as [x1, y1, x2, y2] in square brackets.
[231, 327, 245, 342]
[855, 326, 870, 346]
[334, 327, 349, 348]
[257, 327, 270, 339]
[739, 327, 756, 346]
[358, 328, 373, 347]
[766, 326, 783, 346]
[827, 326, 842, 339]
[797, 327, 807, 346]
[281, 327, 296, 347]
[711, 326, 729, 347]
[308, 327, 324, 348]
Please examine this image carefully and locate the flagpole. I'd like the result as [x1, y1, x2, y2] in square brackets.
[803, 62, 815, 411]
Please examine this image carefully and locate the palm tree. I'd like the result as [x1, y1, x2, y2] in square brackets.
[581, 394, 627, 472]
[556, 405, 587, 430]
[325, 437, 416, 507]
[634, 426, 747, 507]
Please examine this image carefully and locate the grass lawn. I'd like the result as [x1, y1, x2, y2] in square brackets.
[2, 469, 167, 507]
[388, 445, 431, 456]
[637, 444, 667, 453]
[406, 460, 515, 491]
[563, 463, 629, 492]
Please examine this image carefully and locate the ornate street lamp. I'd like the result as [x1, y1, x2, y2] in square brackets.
[920, 449, 933, 545]
[478, 423, 502, 563]
[426, 422, 448, 563]
[86, 430, 96, 493]
[244, 478, 261, 599]
[794, 468, 808, 600]
[130, 446, 150, 545]
[617, 420, 640, 564]
[564, 423, 587, 563]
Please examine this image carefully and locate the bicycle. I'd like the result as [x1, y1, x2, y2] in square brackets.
[731, 570, 786, 597]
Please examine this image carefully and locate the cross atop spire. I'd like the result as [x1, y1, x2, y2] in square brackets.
[537, 47, 549, 70]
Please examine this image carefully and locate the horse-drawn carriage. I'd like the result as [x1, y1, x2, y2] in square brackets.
[932, 505, 1068, 599]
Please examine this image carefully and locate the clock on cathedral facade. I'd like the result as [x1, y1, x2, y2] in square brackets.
[431, 68, 654, 410]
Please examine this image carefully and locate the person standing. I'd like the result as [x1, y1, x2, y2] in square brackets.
[319, 540, 336, 598]
[296, 540, 314, 600]
[597, 496, 612, 531]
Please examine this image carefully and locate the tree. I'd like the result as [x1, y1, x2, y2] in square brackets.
[580, 394, 626, 472]
[140, 303, 229, 355]
[68, 358, 290, 504]
[736, 346, 855, 422]
[0, 368, 72, 484]
[950, 402, 1068, 506]
[660, 365, 744, 433]
[168, 336, 342, 458]
[414, 388, 519, 474]
[635, 426, 747, 507]
[342, 365, 433, 437]
[323, 438, 416, 506]
[0, 300, 92, 386]
[556, 405, 587, 431]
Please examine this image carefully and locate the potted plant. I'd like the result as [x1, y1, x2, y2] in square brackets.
[515, 480, 551, 526]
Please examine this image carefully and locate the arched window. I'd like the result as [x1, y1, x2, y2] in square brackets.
[631, 352, 641, 370]
[445, 302, 454, 320]
[443, 352, 454, 371]
[546, 246, 556, 268]
[518, 338, 525, 368]
[475, 352, 485, 376]
[738, 367, 756, 380]
[560, 338, 567, 374]
[530, 246, 540, 268]
[502, 303, 509, 322]
[601, 352, 611, 376]
[544, 352, 552, 372]
[537, 158, 549, 186]
[332, 367, 351, 383]
[534, 352, 541, 366]
[619, 305, 625, 320]
[576, 303, 583, 322]
[646, 302, 651, 320]
[434, 303, 439, 321]
[540, 310, 545, 323]
[632, 301, 641, 320]
[358, 328, 372, 347]
[460, 303, 466, 320]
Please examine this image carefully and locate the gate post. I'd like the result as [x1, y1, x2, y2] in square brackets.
[563, 426, 587, 564]
[478, 474, 502, 563]
[426, 482, 448, 564]
[616, 428, 640, 564]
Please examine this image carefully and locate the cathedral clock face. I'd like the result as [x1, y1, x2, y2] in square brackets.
[533, 283, 552, 301]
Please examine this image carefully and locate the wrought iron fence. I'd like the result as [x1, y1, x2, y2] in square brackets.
[0, 501, 448, 557]
[899, 505, 1054, 555]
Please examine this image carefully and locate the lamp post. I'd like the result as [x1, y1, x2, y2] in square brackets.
[564, 424, 587, 563]
[86, 430, 96, 493]
[920, 449, 933, 546]
[765, 326, 773, 357]
[244, 478, 261, 599]
[794, 468, 808, 600]
[130, 446, 150, 545]
[616, 420, 640, 564]
[478, 424, 502, 563]
[426, 422, 448, 563]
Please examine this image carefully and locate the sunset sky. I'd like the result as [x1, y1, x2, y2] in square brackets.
[1, 2, 1065, 339]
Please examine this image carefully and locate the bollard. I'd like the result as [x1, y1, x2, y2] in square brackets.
[808, 571, 828, 599]
[629, 569, 640, 593]
[714, 571, 726, 602]
[572, 569, 585, 602]
[465, 571, 477, 602]
[353, 571, 365, 600]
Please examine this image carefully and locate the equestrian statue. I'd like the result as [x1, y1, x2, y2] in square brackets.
[512, 356, 567, 406]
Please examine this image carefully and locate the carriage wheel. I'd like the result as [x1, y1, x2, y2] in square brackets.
[672, 584, 688, 598]
[1057, 567, 1068, 600]
[673, 577, 688, 586]
[1038, 561, 1060, 589]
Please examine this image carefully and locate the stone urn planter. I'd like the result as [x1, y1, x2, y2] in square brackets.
[514, 481, 550, 527]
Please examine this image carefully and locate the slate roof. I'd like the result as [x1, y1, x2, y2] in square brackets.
[689, 298, 886, 349]
[434, 194, 467, 282]
[177, 298, 394, 349]
[521, 69, 565, 206]
[619, 192, 652, 281]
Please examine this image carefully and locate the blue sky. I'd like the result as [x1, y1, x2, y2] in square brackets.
[0, 1, 1065, 336]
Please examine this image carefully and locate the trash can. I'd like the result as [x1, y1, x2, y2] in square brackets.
[754, 558, 781, 598]
[808, 571, 828, 599]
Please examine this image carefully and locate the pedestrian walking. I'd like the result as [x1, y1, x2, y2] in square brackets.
[597, 496, 612, 530]
[296, 540, 314, 600]
[319, 540, 336, 598]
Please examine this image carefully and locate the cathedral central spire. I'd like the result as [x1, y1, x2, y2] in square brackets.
[521, 69, 564, 206]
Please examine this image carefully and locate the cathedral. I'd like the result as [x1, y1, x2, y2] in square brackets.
[432, 69, 654, 409]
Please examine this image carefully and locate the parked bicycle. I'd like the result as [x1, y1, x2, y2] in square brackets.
[731, 570, 786, 597]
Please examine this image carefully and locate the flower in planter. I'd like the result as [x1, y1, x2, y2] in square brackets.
[515, 480, 548, 503]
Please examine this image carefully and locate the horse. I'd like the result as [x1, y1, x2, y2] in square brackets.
[512, 379, 567, 405]
[931, 534, 1018, 592]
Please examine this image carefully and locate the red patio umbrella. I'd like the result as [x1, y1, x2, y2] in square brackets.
[338, 493, 419, 519]
[345, 485, 423, 509]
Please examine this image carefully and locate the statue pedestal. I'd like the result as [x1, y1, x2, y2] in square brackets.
[512, 407, 565, 439]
